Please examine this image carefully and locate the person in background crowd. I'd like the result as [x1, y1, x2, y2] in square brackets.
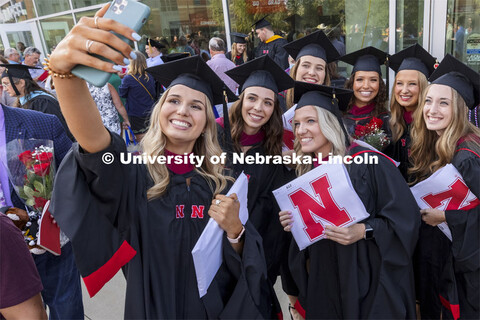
[0, 213, 47, 320]
[206, 37, 237, 93]
[145, 38, 165, 68]
[0, 64, 73, 140]
[253, 17, 289, 70]
[119, 50, 156, 142]
[47, 4, 273, 316]
[16, 42, 26, 61]
[279, 82, 419, 319]
[23, 47, 49, 88]
[225, 32, 250, 66]
[0, 102, 82, 319]
[175, 35, 195, 56]
[410, 54, 480, 320]
[283, 30, 340, 110]
[385, 44, 436, 181]
[0, 58, 17, 107]
[222, 55, 295, 318]
[4, 48, 20, 64]
[340, 47, 391, 150]
[86, 82, 130, 135]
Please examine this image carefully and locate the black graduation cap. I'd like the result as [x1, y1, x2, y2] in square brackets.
[145, 55, 237, 105]
[160, 52, 190, 63]
[294, 82, 353, 113]
[389, 44, 436, 77]
[1, 64, 39, 96]
[147, 38, 165, 50]
[339, 46, 389, 75]
[283, 30, 340, 63]
[428, 54, 480, 109]
[251, 16, 270, 30]
[230, 32, 248, 44]
[294, 81, 353, 145]
[225, 55, 294, 94]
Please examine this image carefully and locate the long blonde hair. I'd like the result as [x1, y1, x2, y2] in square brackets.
[295, 107, 347, 176]
[230, 43, 248, 64]
[285, 56, 331, 109]
[128, 50, 149, 81]
[142, 87, 230, 199]
[409, 85, 480, 184]
[389, 71, 428, 142]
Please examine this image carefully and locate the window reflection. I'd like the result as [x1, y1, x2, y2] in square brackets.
[35, 0, 71, 17]
[39, 14, 75, 54]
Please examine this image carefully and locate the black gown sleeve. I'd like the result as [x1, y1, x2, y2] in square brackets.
[27, 96, 74, 140]
[272, 39, 289, 70]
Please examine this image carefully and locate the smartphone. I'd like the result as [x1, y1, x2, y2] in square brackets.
[71, 0, 150, 87]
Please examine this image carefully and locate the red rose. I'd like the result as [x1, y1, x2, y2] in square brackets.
[34, 196, 48, 210]
[18, 150, 33, 165]
[33, 163, 51, 176]
[354, 125, 366, 137]
[369, 117, 383, 129]
[35, 152, 53, 163]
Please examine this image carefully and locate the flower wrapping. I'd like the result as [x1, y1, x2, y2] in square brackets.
[353, 117, 390, 150]
[1, 139, 59, 254]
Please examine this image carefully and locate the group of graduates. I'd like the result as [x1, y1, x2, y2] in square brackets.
[10, 4, 479, 320]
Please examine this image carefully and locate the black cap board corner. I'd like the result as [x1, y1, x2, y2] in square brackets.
[251, 16, 271, 30]
[225, 55, 294, 94]
[147, 38, 166, 50]
[428, 54, 480, 109]
[294, 81, 353, 113]
[145, 55, 237, 105]
[160, 52, 191, 63]
[0, 63, 38, 80]
[283, 30, 340, 63]
[339, 46, 389, 75]
[389, 44, 436, 77]
[230, 32, 248, 44]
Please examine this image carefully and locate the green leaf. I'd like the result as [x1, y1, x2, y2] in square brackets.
[24, 186, 35, 198]
[33, 181, 45, 194]
[26, 198, 35, 207]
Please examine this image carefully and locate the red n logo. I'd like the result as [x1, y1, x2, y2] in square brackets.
[176, 205, 185, 218]
[422, 178, 480, 210]
[289, 174, 352, 241]
[191, 205, 205, 219]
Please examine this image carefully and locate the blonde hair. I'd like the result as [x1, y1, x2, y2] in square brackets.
[409, 85, 480, 184]
[142, 87, 231, 199]
[286, 56, 331, 109]
[230, 43, 248, 64]
[295, 106, 347, 176]
[128, 50, 149, 81]
[389, 71, 428, 142]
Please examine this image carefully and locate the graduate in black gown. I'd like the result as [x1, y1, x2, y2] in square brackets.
[385, 44, 436, 181]
[47, 6, 273, 318]
[225, 32, 250, 66]
[279, 82, 420, 319]
[253, 17, 289, 70]
[0, 64, 73, 140]
[409, 54, 480, 319]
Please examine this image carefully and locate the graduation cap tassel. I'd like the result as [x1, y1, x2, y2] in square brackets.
[7, 71, 21, 96]
[385, 56, 390, 96]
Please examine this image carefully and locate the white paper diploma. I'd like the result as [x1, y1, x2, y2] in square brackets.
[273, 163, 369, 250]
[192, 172, 249, 298]
[410, 164, 480, 241]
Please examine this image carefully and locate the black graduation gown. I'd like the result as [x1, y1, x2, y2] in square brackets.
[343, 109, 392, 151]
[50, 133, 272, 319]
[23, 94, 74, 141]
[440, 140, 480, 319]
[288, 146, 420, 319]
[384, 121, 411, 181]
[254, 37, 289, 70]
[217, 124, 289, 286]
[225, 51, 249, 66]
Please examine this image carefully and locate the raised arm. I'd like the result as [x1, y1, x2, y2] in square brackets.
[48, 3, 137, 153]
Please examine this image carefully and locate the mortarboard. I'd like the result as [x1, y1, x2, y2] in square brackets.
[0, 64, 38, 96]
[230, 32, 248, 44]
[147, 38, 166, 50]
[225, 55, 294, 94]
[146, 55, 237, 106]
[389, 44, 436, 78]
[339, 46, 389, 75]
[294, 81, 353, 145]
[283, 30, 340, 63]
[160, 52, 191, 63]
[428, 54, 480, 109]
[251, 16, 271, 30]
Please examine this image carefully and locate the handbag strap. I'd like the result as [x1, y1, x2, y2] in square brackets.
[131, 74, 154, 101]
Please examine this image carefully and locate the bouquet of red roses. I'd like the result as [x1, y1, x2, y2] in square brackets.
[2, 139, 60, 255]
[353, 117, 390, 150]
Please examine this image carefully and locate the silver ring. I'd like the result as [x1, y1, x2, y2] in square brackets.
[86, 39, 94, 53]
[94, 16, 99, 29]
[215, 199, 221, 205]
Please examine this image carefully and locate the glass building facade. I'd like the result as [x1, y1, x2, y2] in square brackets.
[1, 0, 479, 73]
